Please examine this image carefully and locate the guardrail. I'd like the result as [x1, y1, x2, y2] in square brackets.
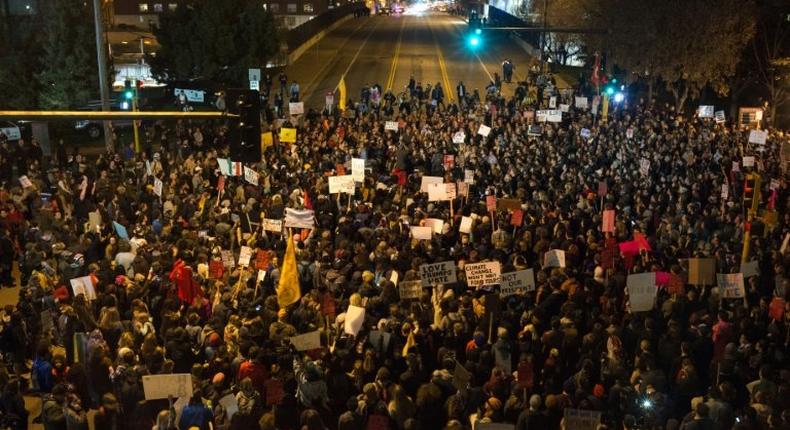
[286, 3, 368, 52]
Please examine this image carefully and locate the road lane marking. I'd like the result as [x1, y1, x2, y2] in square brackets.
[386, 17, 407, 91]
[301, 17, 372, 104]
[427, 18, 454, 102]
[334, 17, 383, 92]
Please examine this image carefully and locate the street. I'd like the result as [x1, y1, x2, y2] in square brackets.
[284, 12, 558, 110]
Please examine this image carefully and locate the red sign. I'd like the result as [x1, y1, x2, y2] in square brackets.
[254, 250, 271, 271]
[209, 260, 224, 279]
[769, 297, 785, 321]
[443, 155, 455, 170]
[486, 195, 497, 212]
[265, 379, 284, 406]
[511, 209, 524, 226]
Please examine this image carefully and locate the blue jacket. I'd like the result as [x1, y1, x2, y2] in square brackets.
[178, 403, 213, 430]
[32, 357, 54, 393]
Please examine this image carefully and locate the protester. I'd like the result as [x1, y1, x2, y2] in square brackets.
[0, 68, 789, 430]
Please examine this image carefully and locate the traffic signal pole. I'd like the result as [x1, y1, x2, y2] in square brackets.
[91, 0, 113, 151]
[133, 82, 141, 153]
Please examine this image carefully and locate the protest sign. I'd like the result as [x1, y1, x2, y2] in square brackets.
[456, 181, 469, 197]
[238, 246, 252, 267]
[209, 261, 224, 279]
[575, 96, 588, 109]
[563, 409, 602, 430]
[420, 261, 457, 287]
[221, 250, 235, 268]
[500, 269, 536, 296]
[559, 103, 570, 113]
[262, 218, 283, 233]
[69, 276, 96, 301]
[284, 208, 315, 229]
[602, 209, 615, 232]
[18, 175, 33, 188]
[464, 169, 474, 184]
[261, 131, 274, 150]
[452, 361, 471, 392]
[243, 166, 259, 185]
[626, 128, 633, 139]
[546, 110, 562, 122]
[352, 158, 365, 182]
[715, 110, 726, 123]
[741, 260, 759, 278]
[328, 175, 355, 194]
[288, 102, 304, 115]
[464, 261, 502, 287]
[153, 179, 163, 197]
[420, 175, 443, 192]
[410, 226, 432, 240]
[627, 273, 657, 312]
[424, 218, 444, 234]
[344, 305, 365, 335]
[749, 129, 767, 145]
[486, 195, 497, 212]
[257, 270, 266, 283]
[511, 209, 524, 226]
[543, 249, 566, 268]
[527, 125, 542, 136]
[580, 128, 591, 139]
[717, 273, 745, 298]
[113, 221, 129, 241]
[385, 121, 399, 131]
[688, 258, 716, 285]
[743, 156, 755, 167]
[142, 373, 192, 400]
[88, 211, 102, 231]
[265, 379, 284, 406]
[549, 96, 557, 108]
[769, 297, 785, 321]
[452, 131, 465, 143]
[427, 183, 455, 201]
[289, 330, 321, 351]
[697, 105, 714, 118]
[443, 154, 455, 170]
[459, 216, 473, 234]
[279, 128, 296, 143]
[478, 124, 491, 136]
[368, 330, 392, 353]
[721, 183, 729, 200]
[497, 198, 521, 211]
[399, 280, 423, 300]
[667, 273, 685, 295]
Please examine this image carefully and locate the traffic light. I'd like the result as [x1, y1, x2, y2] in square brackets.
[604, 84, 615, 96]
[226, 88, 262, 163]
[743, 173, 761, 213]
[123, 80, 134, 100]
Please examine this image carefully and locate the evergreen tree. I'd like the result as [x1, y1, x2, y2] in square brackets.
[36, 0, 99, 109]
[150, 0, 281, 86]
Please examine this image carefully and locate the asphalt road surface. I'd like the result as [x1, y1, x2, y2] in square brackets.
[285, 12, 542, 110]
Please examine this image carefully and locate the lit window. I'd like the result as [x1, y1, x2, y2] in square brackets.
[303, 2, 313, 12]
[138, 3, 149, 12]
[153, 3, 163, 12]
[168, 3, 177, 11]
[287, 3, 296, 12]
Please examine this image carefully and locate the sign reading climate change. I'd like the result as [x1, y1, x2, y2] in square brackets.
[419, 261, 457, 287]
[464, 262, 501, 288]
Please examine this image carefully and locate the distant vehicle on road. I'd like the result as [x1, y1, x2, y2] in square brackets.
[378, 7, 391, 15]
[0, 121, 22, 142]
[73, 100, 133, 139]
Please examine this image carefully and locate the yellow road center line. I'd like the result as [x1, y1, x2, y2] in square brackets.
[428, 19, 454, 102]
[386, 17, 407, 92]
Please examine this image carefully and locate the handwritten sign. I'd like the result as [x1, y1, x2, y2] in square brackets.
[238, 246, 252, 267]
[688, 258, 715, 285]
[500, 269, 536, 296]
[717, 273, 745, 298]
[627, 273, 657, 312]
[399, 280, 423, 300]
[427, 183, 455, 201]
[602, 209, 615, 232]
[420, 176, 443, 193]
[419, 261, 457, 287]
[279, 127, 296, 143]
[344, 305, 365, 336]
[262, 218, 283, 233]
[244, 166, 259, 185]
[221, 250, 235, 268]
[459, 216, 473, 234]
[69, 276, 96, 301]
[153, 178, 163, 197]
[478, 124, 491, 137]
[385, 121, 398, 131]
[575, 96, 588, 109]
[352, 158, 365, 183]
[543, 249, 566, 268]
[743, 156, 755, 167]
[288, 102, 304, 115]
[329, 175, 355, 194]
[410, 226, 432, 240]
[142, 373, 192, 400]
[289, 330, 321, 351]
[749, 129, 767, 145]
[464, 261, 502, 287]
[453, 131, 465, 144]
[464, 169, 474, 184]
[424, 218, 444, 234]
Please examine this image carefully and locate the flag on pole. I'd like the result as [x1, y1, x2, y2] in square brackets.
[232, 161, 243, 176]
[277, 235, 301, 308]
[591, 52, 601, 93]
[338, 77, 347, 111]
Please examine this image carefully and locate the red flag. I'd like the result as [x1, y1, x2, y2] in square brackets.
[634, 232, 652, 252]
[303, 188, 313, 210]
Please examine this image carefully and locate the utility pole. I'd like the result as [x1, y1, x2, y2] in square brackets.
[91, 0, 113, 151]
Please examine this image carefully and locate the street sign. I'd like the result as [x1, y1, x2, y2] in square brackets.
[248, 68, 261, 83]
[250, 80, 260, 91]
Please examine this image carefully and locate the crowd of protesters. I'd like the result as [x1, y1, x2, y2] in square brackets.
[0, 67, 789, 430]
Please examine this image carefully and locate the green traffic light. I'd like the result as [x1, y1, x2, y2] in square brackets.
[469, 36, 480, 47]
[605, 86, 615, 96]
[124, 90, 134, 100]
[475, 28, 481, 35]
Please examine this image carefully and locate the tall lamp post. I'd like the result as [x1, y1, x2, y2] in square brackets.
[92, 0, 113, 150]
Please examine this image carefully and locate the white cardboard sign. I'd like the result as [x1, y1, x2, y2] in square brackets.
[328, 175, 355, 194]
[717, 273, 745, 298]
[499, 269, 536, 296]
[478, 124, 491, 137]
[627, 272, 657, 312]
[543, 249, 566, 268]
[289, 330, 321, 351]
[351, 158, 365, 183]
[464, 261, 502, 287]
[419, 261, 457, 287]
[142, 373, 192, 400]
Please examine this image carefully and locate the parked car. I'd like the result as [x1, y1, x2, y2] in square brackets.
[0, 121, 21, 142]
[73, 100, 133, 139]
